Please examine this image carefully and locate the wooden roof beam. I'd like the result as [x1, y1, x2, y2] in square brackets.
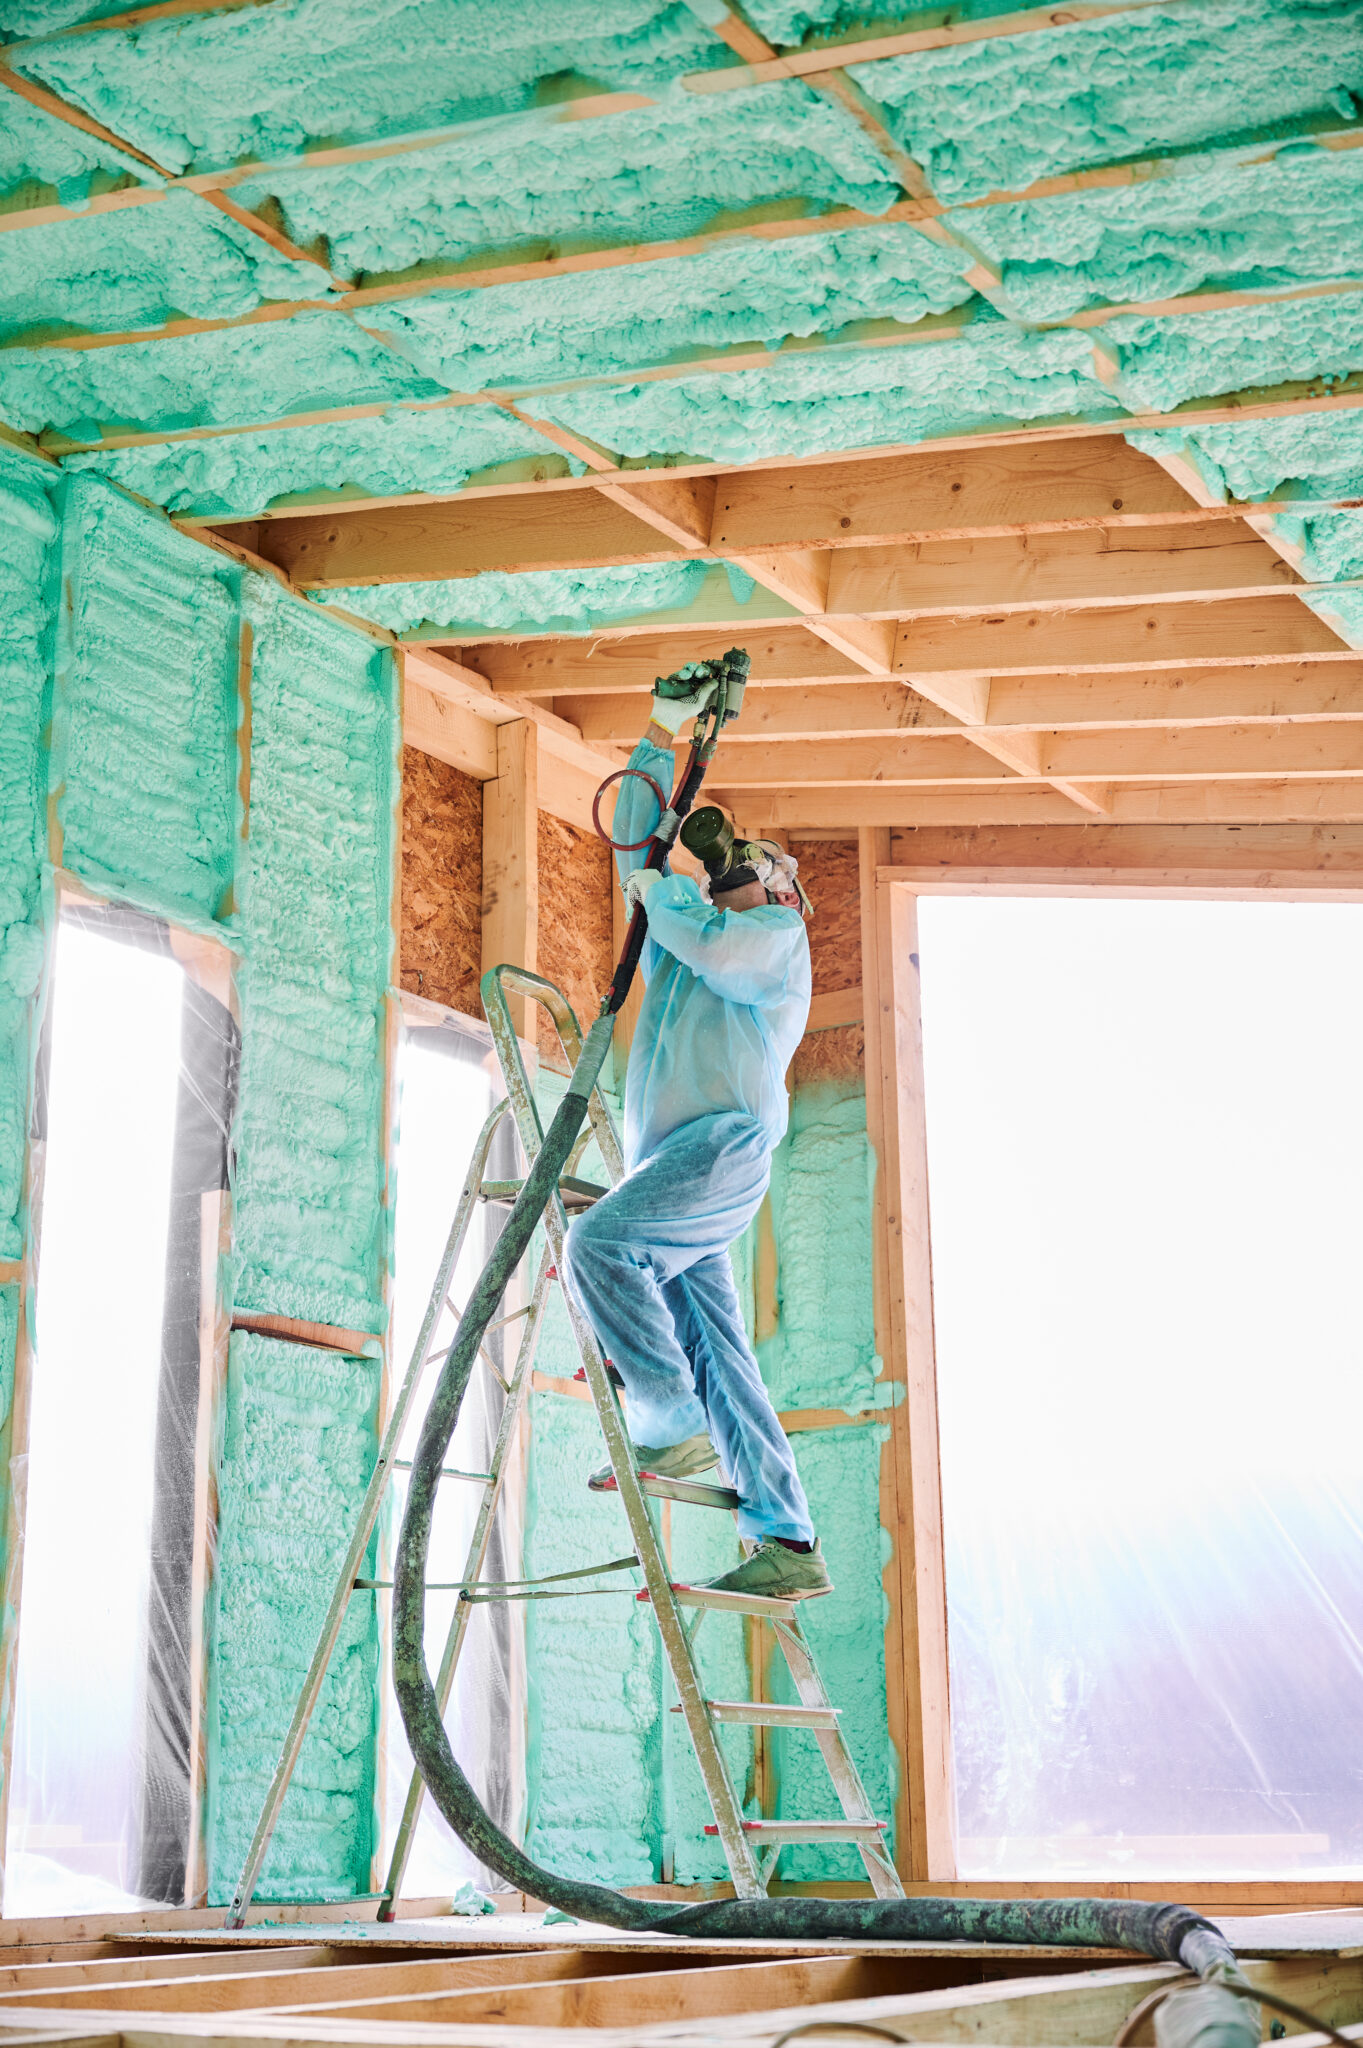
[893, 597, 1356, 675]
[704, 721, 1363, 789]
[555, 663, 1363, 743]
[740, 782, 1363, 829]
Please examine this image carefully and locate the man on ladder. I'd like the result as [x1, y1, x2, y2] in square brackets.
[563, 669, 832, 1603]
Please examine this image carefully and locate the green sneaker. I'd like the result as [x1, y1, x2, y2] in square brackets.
[588, 1434, 719, 1492]
[701, 1538, 833, 1602]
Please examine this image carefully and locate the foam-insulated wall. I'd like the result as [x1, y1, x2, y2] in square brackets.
[52, 476, 238, 933]
[523, 1390, 662, 1885]
[231, 576, 400, 1338]
[759, 1066, 880, 1414]
[207, 1331, 382, 1904]
[0, 446, 57, 1266]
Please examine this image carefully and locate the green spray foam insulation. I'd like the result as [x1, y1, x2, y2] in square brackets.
[228, 84, 900, 282]
[363, 227, 975, 391]
[66, 404, 580, 520]
[1102, 290, 1363, 414]
[0, 0, 138, 36]
[0, 310, 446, 441]
[758, 1069, 882, 1415]
[319, 559, 761, 638]
[743, 0, 1023, 45]
[1127, 417, 1363, 584]
[1301, 584, 1363, 648]
[523, 1390, 664, 1886]
[230, 575, 399, 1336]
[13, 0, 737, 177]
[0, 444, 57, 1266]
[1128, 414, 1363, 503]
[52, 476, 237, 932]
[207, 1331, 381, 1905]
[950, 146, 1363, 324]
[529, 323, 1119, 466]
[848, 0, 1363, 206]
[0, 193, 333, 346]
[0, 88, 147, 209]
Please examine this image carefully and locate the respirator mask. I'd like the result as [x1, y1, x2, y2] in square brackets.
[679, 806, 812, 917]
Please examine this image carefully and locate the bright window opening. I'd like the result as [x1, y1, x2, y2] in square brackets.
[5, 908, 235, 1915]
[379, 1012, 521, 1895]
[918, 895, 1363, 1882]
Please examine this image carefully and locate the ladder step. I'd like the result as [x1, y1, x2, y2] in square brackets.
[671, 1700, 841, 1729]
[480, 1175, 606, 1212]
[704, 1820, 888, 1842]
[595, 1471, 741, 1512]
[638, 1582, 796, 1620]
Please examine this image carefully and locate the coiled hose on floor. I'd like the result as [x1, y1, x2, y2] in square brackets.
[390, 681, 1277, 2044]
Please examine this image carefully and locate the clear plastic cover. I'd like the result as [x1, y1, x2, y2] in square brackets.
[377, 1004, 524, 1897]
[919, 896, 1363, 1881]
[5, 902, 236, 1915]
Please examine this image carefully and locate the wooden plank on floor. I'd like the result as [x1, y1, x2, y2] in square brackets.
[0, 1953, 331, 1995]
[258, 1954, 969, 2028]
[0, 1954, 563, 2015]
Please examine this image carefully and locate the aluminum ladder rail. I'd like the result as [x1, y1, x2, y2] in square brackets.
[437, 966, 903, 1906]
[228, 963, 902, 1924]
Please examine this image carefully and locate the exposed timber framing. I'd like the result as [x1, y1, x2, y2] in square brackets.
[860, 834, 954, 1882]
[480, 718, 539, 1039]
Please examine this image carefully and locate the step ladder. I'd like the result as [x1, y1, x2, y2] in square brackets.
[226, 965, 902, 1926]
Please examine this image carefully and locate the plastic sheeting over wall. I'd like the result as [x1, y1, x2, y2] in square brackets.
[6, 904, 236, 1915]
[918, 895, 1363, 1880]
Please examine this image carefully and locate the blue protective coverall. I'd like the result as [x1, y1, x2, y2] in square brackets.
[561, 735, 815, 1543]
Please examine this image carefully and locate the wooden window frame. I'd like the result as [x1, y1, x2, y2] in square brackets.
[863, 835, 1363, 1909]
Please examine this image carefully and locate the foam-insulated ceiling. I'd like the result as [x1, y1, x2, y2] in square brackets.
[0, 0, 1360, 636]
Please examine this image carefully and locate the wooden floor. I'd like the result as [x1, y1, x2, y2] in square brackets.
[0, 1910, 1357, 2045]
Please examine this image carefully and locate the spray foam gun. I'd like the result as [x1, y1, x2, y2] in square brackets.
[590, 645, 751, 1009]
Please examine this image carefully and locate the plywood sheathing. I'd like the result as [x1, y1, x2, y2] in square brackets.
[399, 744, 482, 1018]
[536, 811, 613, 1073]
[798, 836, 862, 996]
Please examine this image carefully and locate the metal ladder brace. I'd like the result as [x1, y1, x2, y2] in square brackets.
[226, 966, 901, 1925]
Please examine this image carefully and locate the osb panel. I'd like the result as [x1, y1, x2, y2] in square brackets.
[538, 812, 613, 1073]
[793, 836, 861, 994]
[400, 745, 482, 1019]
[792, 1022, 865, 1089]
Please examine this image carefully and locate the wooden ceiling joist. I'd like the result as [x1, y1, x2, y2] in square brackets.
[706, 721, 1363, 789]
[739, 780, 1363, 828]
[555, 664, 1363, 744]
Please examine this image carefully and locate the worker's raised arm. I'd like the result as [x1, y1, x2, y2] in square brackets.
[610, 668, 723, 893]
[611, 725, 676, 895]
[641, 883, 808, 1009]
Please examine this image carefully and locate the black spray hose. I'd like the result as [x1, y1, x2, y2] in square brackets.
[390, 702, 1249, 1995]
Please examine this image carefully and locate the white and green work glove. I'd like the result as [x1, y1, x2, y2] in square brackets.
[650, 667, 719, 736]
[623, 866, 663, 912]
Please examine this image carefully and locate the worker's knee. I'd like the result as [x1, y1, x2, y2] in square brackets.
[562, 1208, 603, 1290]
